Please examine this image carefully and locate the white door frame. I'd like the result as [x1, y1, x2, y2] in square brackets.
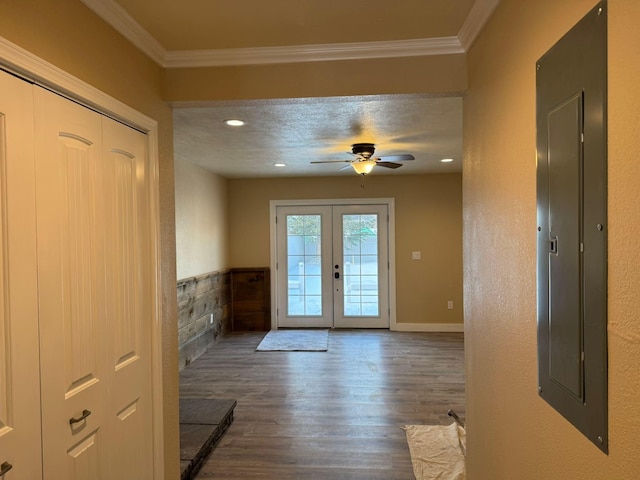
[270, 198, 397, 331]
[0, 36, 165, 478]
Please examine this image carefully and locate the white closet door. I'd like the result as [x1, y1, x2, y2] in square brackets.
[35, 86, 109, 479]
[101, 116, 153, 480]
[0, 71, 42, 479]
[34, 87, 153, 479]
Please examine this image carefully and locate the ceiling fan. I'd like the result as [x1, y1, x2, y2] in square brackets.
[311, 143, 415, 175]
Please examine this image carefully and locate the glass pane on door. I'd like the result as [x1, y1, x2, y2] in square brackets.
[286, 214, 322, 316]
[276, 203, 388, 329]
[342, 214, 379, 316]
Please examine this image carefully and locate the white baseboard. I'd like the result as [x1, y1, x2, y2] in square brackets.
[393, 322, 464, 333]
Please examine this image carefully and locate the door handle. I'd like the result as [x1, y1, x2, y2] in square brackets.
[334, 272, 340, 279]
[69, 409, 92, 425]
[0, 462, 13, 477]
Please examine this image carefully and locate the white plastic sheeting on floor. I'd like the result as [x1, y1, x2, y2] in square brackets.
[403, 422, 466, 480]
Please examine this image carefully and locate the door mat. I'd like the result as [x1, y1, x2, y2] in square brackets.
[256, 329, 329, 351]
[403, 422, 466, 480]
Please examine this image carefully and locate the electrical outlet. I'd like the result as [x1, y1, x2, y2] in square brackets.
[412, 251, 421, 260]
[447, 301, 453, 310]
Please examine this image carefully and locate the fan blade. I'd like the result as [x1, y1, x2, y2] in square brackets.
[378, 154, 415, 161]
[310, 160, 352, 164]
[339, 164, 354, 171]
[376, 162, 403, 169]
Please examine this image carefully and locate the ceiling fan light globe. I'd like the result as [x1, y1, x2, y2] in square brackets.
[351, 160, 376, 175]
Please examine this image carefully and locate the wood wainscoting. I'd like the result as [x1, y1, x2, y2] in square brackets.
[178, 270, 232, 370]
[231, 267, 271, 331]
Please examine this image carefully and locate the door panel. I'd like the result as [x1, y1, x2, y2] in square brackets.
[276, 206, 333, 328]
[333, 205, 389, 328]
[35, 88, 153, 479]
[102, 117, 153, 480]
[35, 86, 108, 479]
[276, 204, 390, 329]
[0, 70, 42, 479]
[66, 430, 101, 479]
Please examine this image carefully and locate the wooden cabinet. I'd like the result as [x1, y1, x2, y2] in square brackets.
[231, 268, 271, 331]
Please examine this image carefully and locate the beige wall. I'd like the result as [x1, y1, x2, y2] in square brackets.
[0, 1, 179, 478]
[228, 174, 463, 326]
[175, 160, 229, 279]
[164, 54, 467, 102]
[464, 0, 640, 478]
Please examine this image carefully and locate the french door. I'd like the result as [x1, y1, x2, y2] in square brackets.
[275, 203, 390, 328]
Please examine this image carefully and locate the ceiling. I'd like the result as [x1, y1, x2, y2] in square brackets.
[112, 0, 476, 51]
[83, 1, 499, 178]
[173, 95, 462, 178]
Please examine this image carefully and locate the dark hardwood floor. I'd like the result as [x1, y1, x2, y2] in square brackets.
[179, 330, 465, 479]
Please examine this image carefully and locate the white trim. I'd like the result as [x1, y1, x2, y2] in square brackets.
[80, 0, 166, 66]
[81, 0, 499, 67]
[387, 199, 397, 331]
[164, 37, 463, 68]
[394, 323, 464, 333]
[269, 198, 396, 331]
[0, 35, 165, 479]
[458, 0, 501, 51]
[271, 198, 395, 207]
[0, 37, 153, 132]
[269, 203, 278, 330]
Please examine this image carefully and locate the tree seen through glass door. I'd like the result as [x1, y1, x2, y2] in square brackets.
[342, 214, 379, 316]
[286, 215, 322, 315]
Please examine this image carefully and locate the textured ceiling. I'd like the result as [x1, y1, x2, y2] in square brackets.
[103, 0, 478, 179]
[173, 95, 462, 178]
[114, 0, 476, 50]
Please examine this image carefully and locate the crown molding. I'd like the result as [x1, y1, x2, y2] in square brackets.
[0, 35, 155, 131]
[82, 0, 499, 68]
[458, 0, 501, 51]
[80, 0, 166, 65]
[164, 37, 464, 68]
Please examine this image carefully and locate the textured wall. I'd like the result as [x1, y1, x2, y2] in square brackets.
[464, 0, 640, 478]
[175, 159, 230, 279]
[228, 174, 463, 326]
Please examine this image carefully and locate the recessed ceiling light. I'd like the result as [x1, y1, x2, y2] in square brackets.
[224, 119, 245, 126]
[274, 163, 286, 167]
[441, 158, 454, 163]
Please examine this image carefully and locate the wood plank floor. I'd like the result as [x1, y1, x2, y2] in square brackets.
[179, 330, 465, 480]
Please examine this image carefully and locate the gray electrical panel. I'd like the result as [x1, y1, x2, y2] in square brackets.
[536, 1, 607, 453]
